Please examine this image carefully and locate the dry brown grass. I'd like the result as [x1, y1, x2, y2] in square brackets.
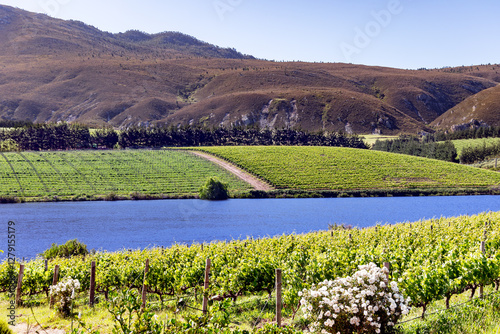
[432, 84, 500, 129]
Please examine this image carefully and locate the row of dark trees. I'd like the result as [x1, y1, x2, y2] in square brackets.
[1, 124, 93, 151]
[372, 136, 458, 162]
[460, 142, 500, 164]
[0, 123, 368, 151]
[426, 125, 500, 142]
[118, 126, 367, 148]
[0, 119, 34, 128]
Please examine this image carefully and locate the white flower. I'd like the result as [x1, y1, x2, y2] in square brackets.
[299, 263, 409, 333]
[324, 318, 335, 327]
[350, 316, 360, 326]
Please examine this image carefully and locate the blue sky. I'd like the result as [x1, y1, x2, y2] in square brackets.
[1, 0, 499, 69]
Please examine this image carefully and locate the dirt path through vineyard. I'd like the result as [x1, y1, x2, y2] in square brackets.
[190, 151, 273, 191]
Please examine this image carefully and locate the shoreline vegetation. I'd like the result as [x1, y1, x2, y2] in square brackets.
[1, 186, 499, 204]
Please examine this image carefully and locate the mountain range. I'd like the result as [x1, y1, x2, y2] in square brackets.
[0, 4, 499, 134]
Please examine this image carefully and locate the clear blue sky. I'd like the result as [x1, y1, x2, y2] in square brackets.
[1, 0, 499, 69]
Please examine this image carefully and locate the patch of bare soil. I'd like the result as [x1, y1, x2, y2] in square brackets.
[190, 151, 273, 191]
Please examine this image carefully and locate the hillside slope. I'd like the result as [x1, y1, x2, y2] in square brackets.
[431, 84, 500, 130]
[0, 5, 499, 133]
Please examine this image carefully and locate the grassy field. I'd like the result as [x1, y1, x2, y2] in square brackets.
[197, 146, 500, 191]
[361, 134, 398, 146]
[3, 288, 499, 334]
[451, 137, 500, 155]
[0, 150, 252, 201]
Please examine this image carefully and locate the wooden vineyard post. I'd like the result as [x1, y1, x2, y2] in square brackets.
[15, 264, 24, 307]
[50, 265, 60, 308]
[202, 258, 211, 315]
[89, 261, 96, 307]
[276, 269, 282, 328]
[384, 262, 391, 280]
[480, 242, 486, 298]
[142, 259, 149, 310]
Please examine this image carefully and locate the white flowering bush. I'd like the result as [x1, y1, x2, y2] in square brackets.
[299, 263, 410, 334]
[49, 276, 80, 317]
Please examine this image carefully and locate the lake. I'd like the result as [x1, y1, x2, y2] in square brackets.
[1, 195, 500, 260]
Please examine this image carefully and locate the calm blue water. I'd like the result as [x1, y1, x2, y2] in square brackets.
[1, 196, 499, 259]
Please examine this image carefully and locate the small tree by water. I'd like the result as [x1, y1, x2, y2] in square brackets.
[41, 239, 89, 259]
[199, 177, 229, 200]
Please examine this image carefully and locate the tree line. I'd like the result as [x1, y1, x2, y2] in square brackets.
[0, 119, 34, 128]
[0, 123, 368, 151]
[460, 141, 500, 164]
[373, 126, 500, 163]
[372, 136, 458, 162]
[426, 125, 500, 142]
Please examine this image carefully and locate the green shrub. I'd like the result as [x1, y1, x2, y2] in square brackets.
[460, 141, 500, 164]
[0, 139, 18, 152]
[254, 324, 302, 333]
[199, 177, 229, 200]
[0, 318, 13, 334]
[41, 239, 89, 259]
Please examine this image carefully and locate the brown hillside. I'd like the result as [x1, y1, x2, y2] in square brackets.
[431, 84, 500, 130]
[1, 5, 499, 133]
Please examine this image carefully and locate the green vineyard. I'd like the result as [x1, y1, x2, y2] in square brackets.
[0, 150, 253, 200]
[3, 211, 499, 319]
[197, 146, 500, 190]
[1, 147, 499, 202]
